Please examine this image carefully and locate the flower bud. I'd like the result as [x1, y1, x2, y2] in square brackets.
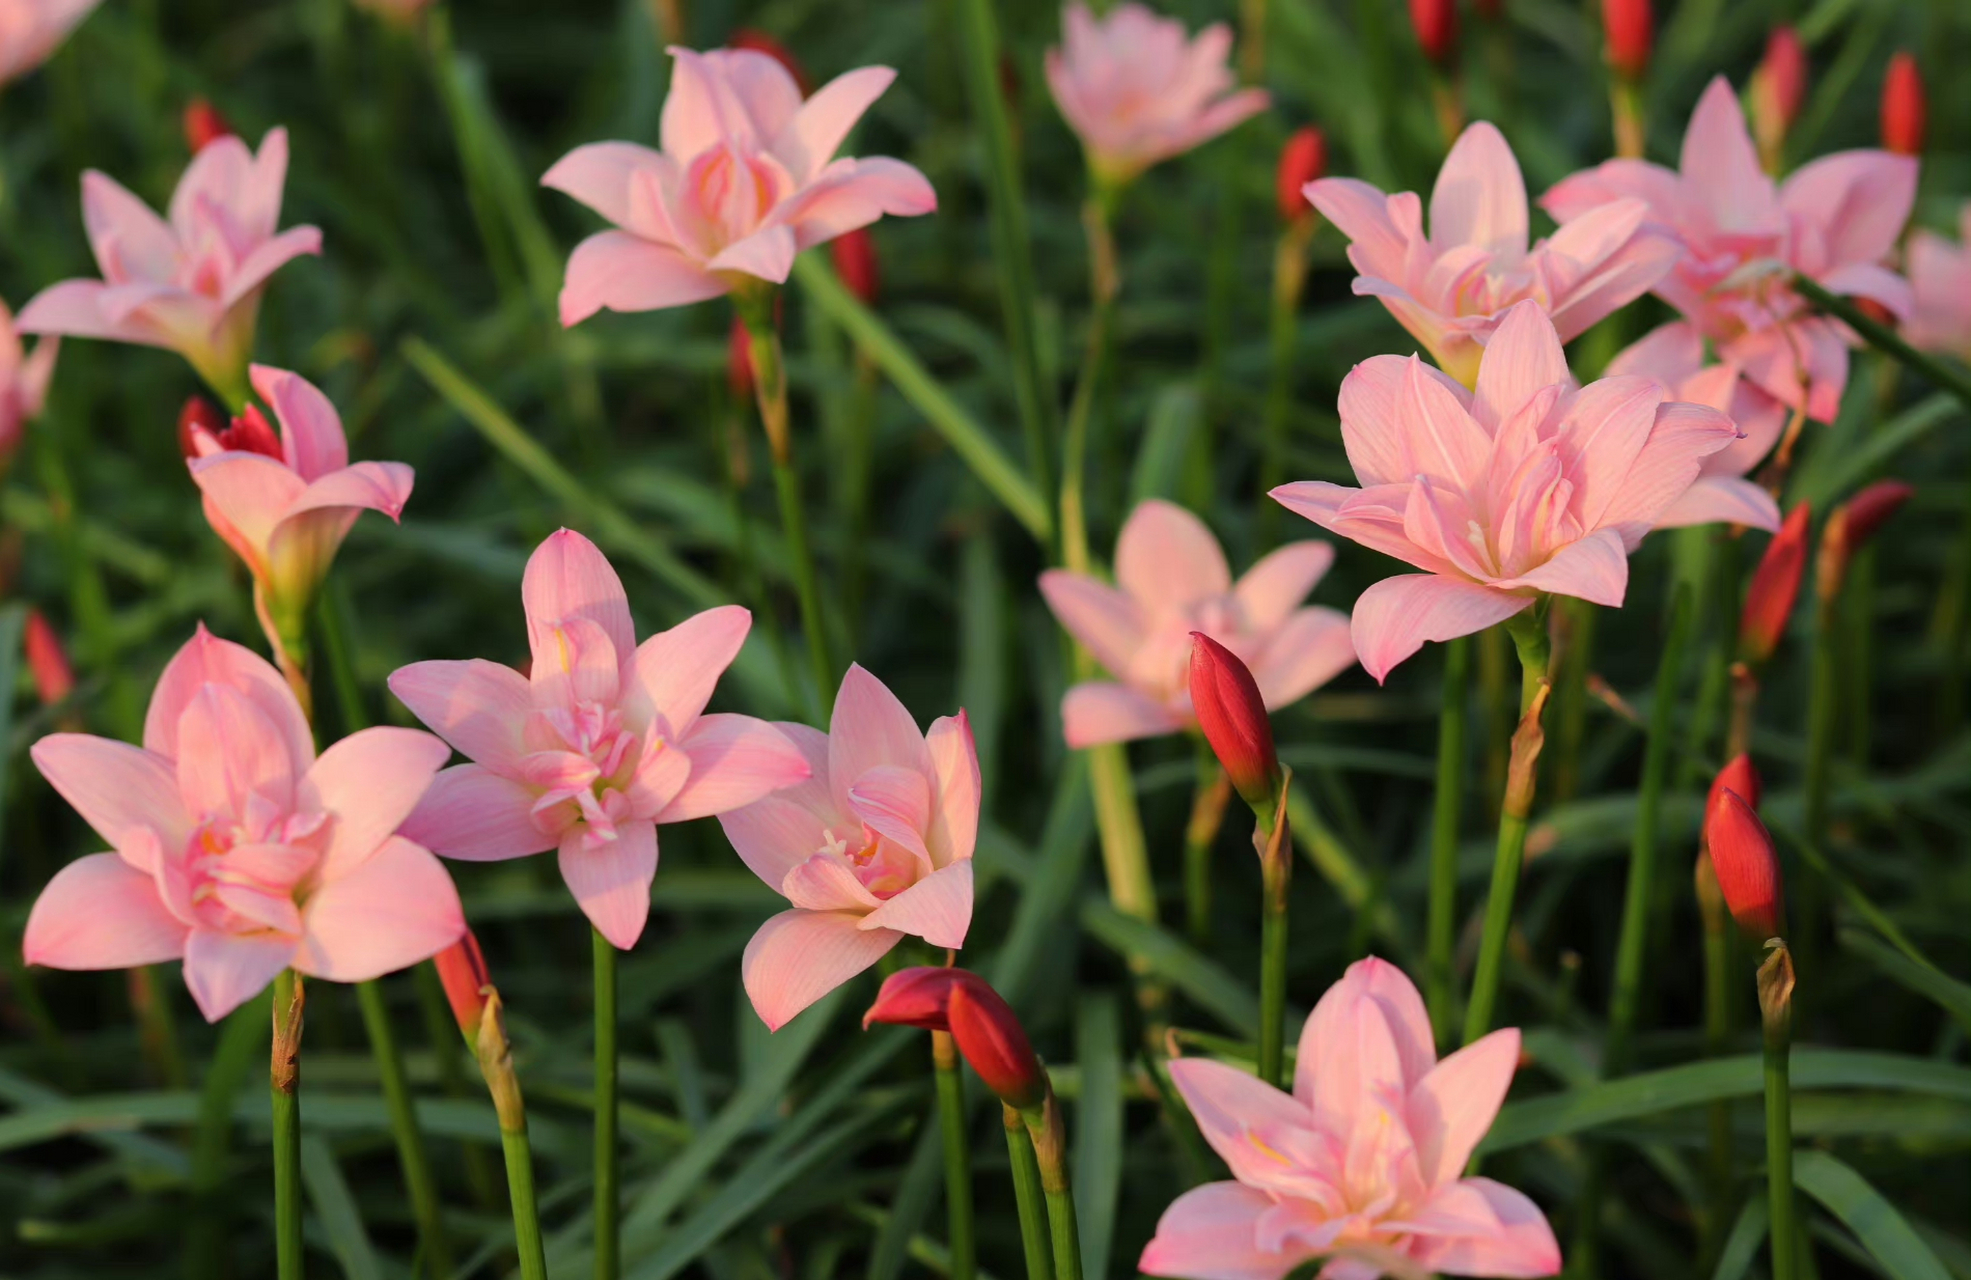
[1706, 753, 1762, 820]
[179, 397, 283, 463]
[727, 315, 755, 399]
[1276, 126, 1327, 226]
[1188, 632, 1282, 819]
[865, 967, 1048, 1112]
[730, 28, 809, 93]
[1881, 52, 1925, 156]
[862, 965, 956, 1031]
[1409, 0, 1457, 67]
[1750, 28, 1806, 170]
[1703, 787, 1785, 940]
[1738, 502, 1811, 666]
[831, 227, 880, 304]
[434, 931, 493, 1042]
[23, 610, 73, 708]
[183, 98, 233, 153]
[1601, 0, 1652, 81]
[1818, 480, 1912, 603]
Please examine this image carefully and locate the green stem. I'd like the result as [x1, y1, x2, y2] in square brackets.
[1258, 225, 1311, 548]
[1798, 589, 1838, 990]
[1762, 952, 1798, 1280]
[315, 585, 368, 735]
[271, 970, 304, 1280]
[1549, 599, 1597, 802]
[1003, 1104, 1054, 1280]
[1025, 1095, 1083, 1280]
[1426, 636, 1471, 1047]
[502, 1123, 549, 1280]
[415, 961, 502, 1211]
[1087, 740, 1162, 1034]
[1792, 273, 1971, 412]
[1257, 811, 1292, 1091]
[1060, 192, 1118, 578]
[1183, 740, 1231, 945]
[593, 928, 619, 1280]
[186, 992, 270, 1279]
[355, 979, 452, 1280]
[932, 1033, 976, 1280]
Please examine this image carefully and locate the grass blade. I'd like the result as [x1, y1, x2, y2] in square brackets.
[1794, 1150, 1952, 1280]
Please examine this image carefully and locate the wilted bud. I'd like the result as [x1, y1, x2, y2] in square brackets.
[1739, 502, 1811, 666]
[1189, 632, 1282, 821]
[434, 931, 493, 1043]
[1706, 753, 1763, 819]
[183, 98, 233, 153]
[1818, 480, 1912, 603]
[1409, 0, 1457, 67]
[23, 610, 73, 708]
[831, 227, 880, 304]
[1703, 787, 1785, 940]
[727, 315, 755, 399]
[1881, 52, 1925, 156]
[1276, 127, 1327, 226]
[1750, 28, 1806, 170]
[1601, 0, 1652, 81]
[730, 28, 809, 93]
[866, 967, 1048, 1112]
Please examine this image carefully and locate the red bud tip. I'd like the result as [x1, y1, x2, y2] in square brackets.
[1408, 0, 1457, 67]
[434, 931, 493, 1040]
[1835, 480, 1913, 552]
[1738, 502, 1811, 666]
[727, 315, 756, 399]
[865, 967, 1047, 1111]
[177, 396, 226, 461]
[1703, 788, 1784, 939]
[1188, 632, 1282, 815]
[1750, 28, 1806, 164]
[831, 227, 880, 304]
[730, 29, 809, 93]
[24, 610, 74, 708]
[1706, 753, 1763, 820]
[1881, 52, 1925, 156]
[863, 966, 958, 1031]
[1601, 0, 1652, 81]
[183, 98, 233, 153]
[1276, 127, 1327, 225]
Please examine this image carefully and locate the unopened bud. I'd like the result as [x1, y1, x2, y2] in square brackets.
[23, 610, 73, 707]
[183, 98, 233, 153]
[1818, 480, 1912, 603]
[861, 965, 955, 1031]
[730, 28, 809, 93]
[1739, 502, 1811, 665]
[180, 398, 283, 463]
[1881, 52, 1925, 156]
[866, 967, 1048, 1112]
[727, 315, 755, 399]
[831, 227, 880, 304]
[177, 396, 226, 460]
[1756, 939, 1795, 1037]
[434, 931, 493, 1042]
[1188, 632, 1282, 822]
[1703, 787, 1785, 940]
[1706, 752, 1763, 819]
[1602, 0, 1652, 81]
[1750, 28, 1806, 171]
[1409, 0, 1457, 67]
[1276, 127, 1327, 225]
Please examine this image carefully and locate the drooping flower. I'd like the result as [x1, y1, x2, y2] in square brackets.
[1044, 2, 1269, 188]
[1307, 122, 1677, 387]
[17, 128, 321, 406]
[1271, 301, 1739, 683]
[390, 530, 808, 950]
[1039, 499, 1354, 748]
[718, 664, 980, 1031]
[0, 300, 57, 462]
[0, 0, 99, 87]
[22, 625, 463, 1022]
[180, 365, 413, 669]
[1139, 957, 1561, 1280]
[1542, 77, 1917, 426]
[1906, 206, 1971, 360]
[542, 45, 935, 325]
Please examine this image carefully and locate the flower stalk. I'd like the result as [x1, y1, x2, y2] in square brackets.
[1182, 741, 1233, 945]
[1425, 636, 1471, 1045]
[1759, 941, 1799, 1280]
[354, 979, 453, 1280]
[932, 1031, 977, 1280]
[1025, 1092, 1084, 1280]
[593, 927, 620, 1280]
[1004, 1102, 1055, 1280]
[270, 969, 306, 1280]
[1256, 776, 1294, 1091]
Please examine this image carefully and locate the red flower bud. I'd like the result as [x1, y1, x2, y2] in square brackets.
[24, 610, 74, 708]
[434, 931, 493, 1041]
[1189, 632, 1282, 816]
[831, 227, 880, 304]
[1819, 480, 1912, 602]
[730, 29, 809, 93]
[1706, 753, 1762, 821]
[1275, 127, 1327, 225]
[183, 98, 233, 153]
[727, 315, 755, 399]
[865, 967, 1047, 1111]
[1881, 52, 1924, 156]
[1409, 0, 1457, 67]
[861, 965, 956, 1031]
[1601, 0, 1651, 81]
[1750, 28, 1806, 166]
[1703, 787, 1784, 939]
[1739, 502, 1811, 666]
[179, 397, 283, 462]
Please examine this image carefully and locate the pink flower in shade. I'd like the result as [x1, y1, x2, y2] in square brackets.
[1307, 122, 1679, 388]
[0, 0, 99, 87]
[1542, 77, 1917, 426]
[0, 301, 57, 460]
[542, 46, 936, 325]
[1140, 958, 1560, 1280]
[1038, 500, 1355, 749]
[21, 625, 463, 1022]
[390, 529, 811, 951]
[1602, 324, 1784, 532]
[1905, 206, 1971, 360]
[1044, 2, 1269, 187]
[1270, 301, 1739, 684]
[718, 664, 980, 1031]
[181, 365, 413, 653]
[17, 128, 321, 406]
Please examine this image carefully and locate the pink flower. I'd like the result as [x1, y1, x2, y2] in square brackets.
[1307, 122, 1678, 387]
[1140, 957, 1560, 1280]
[542, 45, 936, 325]
[1906, 205, 1971, 360]
[1543, 76, 1917, 425]
[1271, 301, 1739, 683]
[390, 529, 810, 950]
[718, 664, 980, 1031]
[17, 128, 321, 406]
[1044, 2, 1269, 187]
[0, 0, 99, 86]
[181, 365, 413, 656]
[1603, 323, 1784, 532]
[0, 300, 57, 460]
[22, 625, 463, 1022]
[1039, 499, 1355, 749]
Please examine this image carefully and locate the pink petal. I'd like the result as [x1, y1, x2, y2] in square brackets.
[1296, 956, 1438, 1108]
[144, 624, 313, 770]
[780, 156, 938, 252]
[1540, 216, 1680, 343]
[859, 859, 972, 948]
[168, 133, 254, 239]
[187, 451, 306, 572]
[845, 762, 934, 864]
[387, 659, 533, 772]
[1038, 570, 1146, 681]
[541, 141, 668, 228]
[1234, 542, 1335, 634]
[1333, 355, 1458, 487]
[924, 711, 981, 867]
[658, 713, 811, 822]
[1138, 1182, 1296, 1280]
[401, 764, 554, 862]
[1540, 156, 1685, 229]
[175, 684, 298, 819]
[775, 65, 897, 180]
[1348, 575, 1532, 685]
[182, 928, 295, 1023]
[1061, 682, 1186, 747]
[661, 46, 754, 160]
[81, 170, 178, 282]
[1250, 606, 1356, 708]
[1168, 1057, 1320, 1193]
[742, 908, 901, 1031]
[299, 727, 452, 881]
[627, 603, 750, 737]
[782, 854, 882, 913]
[529, 615, 622, 715]
[560, 819, 658, 949]
[717, 49, 805, 144]
[1407, 1027, 1521, 1187]
[1429, 122, 1528, 258]
[557, 230, 728, 325]
[23, 854, 189, 970]
[1549, 375, 1664, 531]
[706, 224, 797, 282]
[286, 461, 414, 523]
[1681, 76, 1778, 235]
[218, 225, 322, 311]
[827, 664, 933, 815]
[715, 723, 838, 888]
[1471, 301, 1568, 432]
[251, 364, 347, 480]
[1114, 499, 1232, 617]
[1393, 355, 1493, 491]
[1654, 475, 1781, 532]
[1307, 178, 1409, 275]
[1410, 1177, 1562, 1278]
[1294, 958, 1418, 1143]
[523, 528, 637, 681]
[1819, 262, 1914, 320]
[30, 734, 187, 853]
[1780, 150, 1919, 270]
[1169, 87, 1270, 160]
[1590, 399, 1740, 535]
[1495, 529, 1630, 607]
[1604, 321, 1703, 384]
[295, 836, 465, 982]
[14, 279, 157, 344]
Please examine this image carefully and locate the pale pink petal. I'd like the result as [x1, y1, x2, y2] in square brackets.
[782, 854, 882, 912]
[388, 659, 533, 771]
[523, 528, 636, 679]
[658, 713, 811, 822]
[81, 170, 178, 282]
[780, 157, 937, 252]
[859, 859, 972, 948]
[924, 712, 981, 867]
[15, 279, 158, 344]
[1430, 122, 1528, 258]
[182, 929, 295, 1023]
[541, 141, 667, 228]
[144, 625, 311, 768]
[1038, 571, 1146, 680]
[174, 684, 297, 818]
[169, 133, 254, 237]
[558, 230, 728, 325]
[251, 364, 347, 479]
[1307, 178, 1409, 275]
[295, 836, 465, 981]
[742, 908, 902, 1031]
[1294, 956, 1438, 1105]
[1167, 87, 1270, 160]
[661, 46, 755, 159]
[627, 604, 750, 737]
[1547, 375, 1664, 532]
[1169, 1058, 1320, 1191]
[1235, 542, 1335, 634]
[1348, 575, 1532, 685]
[1680, 77, 1778, 235]
[1408, 1028, 1521, 1187]
[1604, 321, 1704, 385]
[1139, 1182, 1299, 1280]
[1654, 476, 1781, 531]
[286, 461, 414, 523]
[560, 820, 658, 949]
[1495, 529, 1629, 607]
[1114, 499, 1232, 616]
[299, 727, 452, 881]
[706, 224, 797, 282]
[715, 723, 837, 887]
[401, 764, 554, 862]
[1295, 964, 1410, 1144]
[1471, 301, 1568, 432]
[717, 48, 804, 143]
[845, 762, 934, 864]
[1334, 355, 1473, 487]
[1410, 1178, 1562, 1278]
[1590, 400, 1740, 535]
[218, 225, 322, 311]
[827, 664, 933, 814]
[23, 854, 188, 970]
[529, 615, 621, 716]
[1393, 355, 1493, 491]
[1541, 157, 1684, 227]
[187, 452, 307, 572]
[30, 735, 187, 852]
[1541, 222, 1680, 343]
[1061, 682, 1186, 747]
[775, 65, 897, 181]
[1250, 607, 1356, 708]
[1819, 262, 1913, 319]
[1780, 150, 1919, 270]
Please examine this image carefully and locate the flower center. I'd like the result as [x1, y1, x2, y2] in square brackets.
[819, 824, 918, 899]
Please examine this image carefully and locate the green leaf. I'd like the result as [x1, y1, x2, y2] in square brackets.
[1712, 1196, 1768, 1280]
[1073, 992, 1125, 1280]
[983, 754, 1094, 1010]
[1794, 1150, 1952, 1280]
[299, 1135, 383, 1280]
[1838, 927, 1971, 1031]
[863, 1113, 944, 1280]
[1789, 393, 1960, 515]
[1128, 383, 1203, 506]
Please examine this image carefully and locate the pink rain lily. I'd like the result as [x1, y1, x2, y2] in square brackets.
[22, 625, 463, 1022]
[0, 301, 57, 461]
[1905, 205, 1971, 360]
[1045, 2, 1269, 187]
[1307, 121, 1678, 388]
[390, 529, 810, 950]
[0, 0, 99, 87]
[718, 664, 980, 1031]
[1271, 301, 1739, 683]
[181, 364, 413, 661]
[1542, 76, 1917, 425]
[17, 128, 321, 406]
[1140, 958, 1560, 1280]
[542, 45, 936, 325]
[1039, 499, 1355, 748]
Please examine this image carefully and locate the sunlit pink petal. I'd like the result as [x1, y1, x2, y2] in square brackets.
[561, 819, 659, 949]
[1061, 682, 1187, 747]
[295, 837, 465, 981]
[742, 908, 901, 1031]
[402, 764, 556, 862]
[23, 854, 189, 970]
[859, 860, 972, 948]
[658, 713, 810, 822]
[1348, 576, 1532, 685]
[183, 929, 295, 1023]
[299, 728, 451, 880]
